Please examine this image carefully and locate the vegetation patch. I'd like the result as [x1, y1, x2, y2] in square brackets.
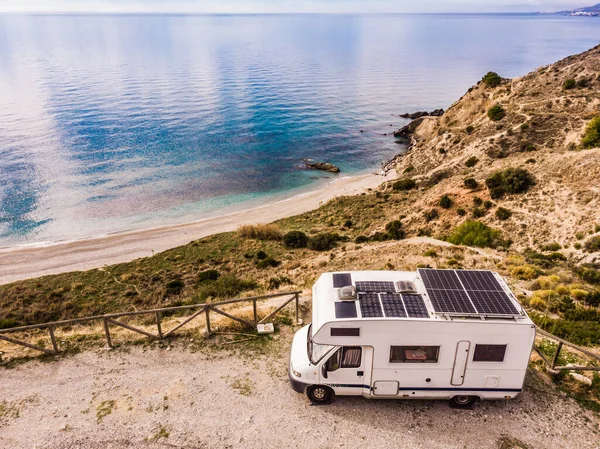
[581, 116, 600, 149]
[237, 224, 283, 241]
[487, 104, 506, 122]
[197, 274, 257, 301]
[439, 195, 452, 209]
[562, 78, 576, 90]
[485, 168, 535, 199]
[463, 178, 478, 189]
[446, 221, 506, 248]
[482, 71, 502, 88]
[465, 156, 479, 168]
[307, 233, 338, 251]
[392, 178, 416, 191]
[283, 231, 308, 249]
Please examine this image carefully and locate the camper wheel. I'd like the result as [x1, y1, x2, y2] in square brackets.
[307, 385, 334, 405]
[449, 395, 478, 409]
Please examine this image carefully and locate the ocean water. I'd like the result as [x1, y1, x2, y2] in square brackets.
[1, 13, 599, 246]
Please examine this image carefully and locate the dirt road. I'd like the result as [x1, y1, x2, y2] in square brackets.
[1, 330, 598, 449]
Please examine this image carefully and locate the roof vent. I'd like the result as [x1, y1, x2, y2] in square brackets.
[395, 280, 417, 293]
[338, 285, 357, 301]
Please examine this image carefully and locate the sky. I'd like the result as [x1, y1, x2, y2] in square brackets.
[0, 0, 591, 14]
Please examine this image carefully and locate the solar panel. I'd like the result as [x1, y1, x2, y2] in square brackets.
[468, 291, 519, 315]
[380, 293, 407, 318]
[335, 301, 358, 319]
[402, 294, 430, 318]
[427, 289, 477, 314]
[358, 293, 383, 318]
[456, 270, 504, 292]
[333, 273, 353, 288]
[355, 281, 396, 293]
[419, 269, 463, 290]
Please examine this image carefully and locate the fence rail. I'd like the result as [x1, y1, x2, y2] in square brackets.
[533, 327, 600, 372]
[0, 291, 301, 356]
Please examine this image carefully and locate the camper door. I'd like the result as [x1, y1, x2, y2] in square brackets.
[321, 346, 370, 396]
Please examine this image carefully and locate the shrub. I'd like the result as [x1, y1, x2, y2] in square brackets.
[581, 268, 600, 285]
[541, 242, 562, 252]
[485, 168, 535, 198]
[586, 236, 600, 252]
[465, 125, 475, 135]
[308, 233, 337, 251]
[256, 250, 268, 260]
[472, 207, 486, 218]
[529, 296, 547, 310]
[562, 78, 576, 90]
[257, 257, 281, 269]
[197, 274, 257, 300]
[403, 165, 414, 173]
[393, 178, 417, 191]
[456, 208, 467, 216]
[237, 223, 283, 241]
[165, 279, 185, 296]
[473, 196, 483, 207]
[343, 219, 353, 228]
[197, 270, 220, 283]
[439, 195, 453, 209]
[355, 235, 369, 244]
[283, 231, 308, 249]
[385, 220, 405, 240]
[424, 209, 439, 222]
[465, 156, 479, 168]
[583, 291, 600, 307]
[426, 170, 450, 187]
[268, 276, 292, 290]
[487, 104, 506, 122]
[510, 265, 539, 280]
[581, 116, 600, 149]
[482, 71, 502, 87]
[576, 78, 589, 88]
[423, 249, 438, 257]
[495, 207, 512, 220]
[446, 220, 504, 248]
[463, 178, 478, 189]
[520, 123, 529, 132]
[483, 200, 493, 209]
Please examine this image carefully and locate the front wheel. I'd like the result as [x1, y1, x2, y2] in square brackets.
[449, 395, 478, 409]
[307, 385, 334, 405]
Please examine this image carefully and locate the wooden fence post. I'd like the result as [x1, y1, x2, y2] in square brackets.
[551, 342, 563, 370]
[295, 293, 300, 324]
[205, 305, 211, 337]
[103, 318, 113, 348]
[252, 299, 258, 325]
[48, 326, 59, 354]
[155, 311, 163, 339]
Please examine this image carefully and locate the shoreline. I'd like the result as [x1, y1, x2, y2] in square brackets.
[0, 170, 395, 285]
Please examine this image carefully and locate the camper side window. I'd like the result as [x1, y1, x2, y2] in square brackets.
[389, 346, 439, 363]
[473, 344, 507, 362]
[326, 347, 362, 371]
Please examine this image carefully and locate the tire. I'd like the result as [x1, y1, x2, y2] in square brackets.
[449, 395, 478, 409]
[307, 385, 334, 405]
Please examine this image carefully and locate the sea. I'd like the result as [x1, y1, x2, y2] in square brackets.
[1, 13, 599, 246]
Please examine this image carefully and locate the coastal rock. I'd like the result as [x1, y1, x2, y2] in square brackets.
[399, 109, 444, 119]
[393, 117, 426, 140]
[304, 161, 341, 173]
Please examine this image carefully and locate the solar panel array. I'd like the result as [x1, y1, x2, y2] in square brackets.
[333, 273, 353, 288]
[358, 292, 430, 319]
[418, 269, 520, 317]
[355, 281, 396, 294]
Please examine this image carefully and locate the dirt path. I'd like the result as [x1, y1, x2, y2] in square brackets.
[1, 331, 599, 449]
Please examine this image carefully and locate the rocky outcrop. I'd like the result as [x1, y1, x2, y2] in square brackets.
[393, 117, 426, 141]
[304, 161, 340, 173]
[400, 109, 444, 120]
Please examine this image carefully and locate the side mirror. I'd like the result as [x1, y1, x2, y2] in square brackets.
[321, 363, 328, 379]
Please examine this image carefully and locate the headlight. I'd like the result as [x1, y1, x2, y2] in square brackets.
[291, 362, 302, 378]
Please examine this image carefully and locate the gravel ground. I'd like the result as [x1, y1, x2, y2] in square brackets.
[1, 329, 599, 449]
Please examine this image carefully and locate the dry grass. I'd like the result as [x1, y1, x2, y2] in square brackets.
[237, 223, 283, 241]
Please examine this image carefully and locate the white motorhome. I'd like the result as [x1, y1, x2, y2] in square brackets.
[289, 269, 535, 407]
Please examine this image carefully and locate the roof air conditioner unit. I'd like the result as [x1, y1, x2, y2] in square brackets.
[395, 281, 417, 294]
[338, 285, 357, 301]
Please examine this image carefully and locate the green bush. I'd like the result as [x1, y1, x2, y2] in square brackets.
[576, 78, 589, 88]
[257, 257, 281, 269]
[393, 178, 417, 191]
[197, 274, 257, 300]
[473, 196, 483, 207]
[487, 104, 506, 122]
[495, 207, 512, 220]
[197, 270, 220, 283]
[355, 235, 369, 244]
[541, 242, 562, 252]
[483, 200, 493, 209]
[562, 78, 576, 90]
[482, 71, 502, 88]
[283, 231, 308, 249]
[256, 250, 268, 260]
[343, 219, 353, 228]
[581, 268, 600, 285]
[465, 125, 475, 135]
[463, 178, 478, 189]
[485, 168, 535, 199]
[385, 220, 405, 240]
[424, 209, 439, 222]
[308, 233, 337, 251]
[446, 220, 504, 248]
[456, 208, 467, 216]
[165, 279, 185, 296]
[465, 156, 479, 168]
[581, 116, 600, 149]
[585, 236, 600, 252]
[472, 207, 486, 218]
[439, 195, 452, 209]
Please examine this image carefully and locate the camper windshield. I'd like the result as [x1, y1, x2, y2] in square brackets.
[307, 324, 334, 364]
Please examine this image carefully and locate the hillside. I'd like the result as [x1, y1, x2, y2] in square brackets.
[2, 45, 600, 372]
[555, 3, 600, 16]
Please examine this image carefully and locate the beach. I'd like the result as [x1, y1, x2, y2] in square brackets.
[0, 171, 394, 285]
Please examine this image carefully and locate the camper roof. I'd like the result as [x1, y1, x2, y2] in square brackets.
[311, 269, 529, 331]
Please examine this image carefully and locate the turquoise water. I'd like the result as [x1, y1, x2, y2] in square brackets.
[1, 14, 599, 246]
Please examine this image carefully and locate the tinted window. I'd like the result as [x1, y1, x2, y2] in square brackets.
[390, 346, 439, 363]
[330, 327, 360, 337]
[326, 347, 362, 371]
[473, 344, 507, 362]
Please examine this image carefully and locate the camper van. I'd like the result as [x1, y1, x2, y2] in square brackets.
[289, 269, 535, 407]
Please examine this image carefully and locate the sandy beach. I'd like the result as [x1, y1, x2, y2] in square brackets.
[0, 171, 394, 285]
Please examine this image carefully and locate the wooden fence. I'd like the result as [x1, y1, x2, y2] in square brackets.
[0, 291, 301, 356]
[533, 327, 600, 373]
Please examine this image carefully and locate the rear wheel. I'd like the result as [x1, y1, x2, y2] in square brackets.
[307, 385, 334, 405]
[449, 395, 478, 409]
